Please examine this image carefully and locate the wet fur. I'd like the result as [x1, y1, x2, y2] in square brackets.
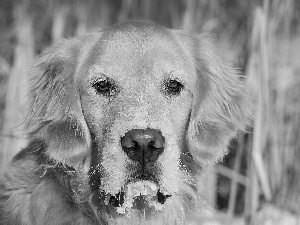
[0, 21, 252, 225]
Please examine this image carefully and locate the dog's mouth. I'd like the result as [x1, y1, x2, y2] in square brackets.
[104, 181, 172, 214]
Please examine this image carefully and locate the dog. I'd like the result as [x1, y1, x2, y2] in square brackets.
[0, 21, 252, 225]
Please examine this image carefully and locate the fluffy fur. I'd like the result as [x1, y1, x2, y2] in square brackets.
[0, 21, 252, 225]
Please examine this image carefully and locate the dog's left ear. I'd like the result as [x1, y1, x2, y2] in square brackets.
[24, 34, 99, 168]
[173, 32, 252, 166]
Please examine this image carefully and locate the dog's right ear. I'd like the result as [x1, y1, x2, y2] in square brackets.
[25, 33, 100, 168]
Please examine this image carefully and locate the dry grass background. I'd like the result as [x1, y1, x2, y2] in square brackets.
[246, 1, 300, 224]
[0, 0, 299, 224]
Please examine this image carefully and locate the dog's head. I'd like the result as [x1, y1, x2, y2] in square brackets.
[25, 21, 251, 221]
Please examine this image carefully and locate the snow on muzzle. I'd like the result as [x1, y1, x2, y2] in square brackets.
[105, 181, 172, 214]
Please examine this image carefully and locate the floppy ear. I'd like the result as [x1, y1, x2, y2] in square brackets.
[25, 34, 99, 168]
[175, 33, 252, 167]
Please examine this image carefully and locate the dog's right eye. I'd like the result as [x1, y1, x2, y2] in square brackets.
[93, 79, 114, 96]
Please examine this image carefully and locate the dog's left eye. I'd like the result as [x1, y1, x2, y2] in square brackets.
[164, 79, 184, 95]
[93, 79, 114, 96]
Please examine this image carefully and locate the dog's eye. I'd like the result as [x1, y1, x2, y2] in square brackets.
[93, 79, 114, 95]
[164, 79, 184, 95]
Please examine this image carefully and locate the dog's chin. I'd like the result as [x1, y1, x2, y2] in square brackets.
[102, 181, 172, 215]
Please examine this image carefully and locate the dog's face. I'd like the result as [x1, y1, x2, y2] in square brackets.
[26, 21, 251, 220]
[78, 26, 196, 214]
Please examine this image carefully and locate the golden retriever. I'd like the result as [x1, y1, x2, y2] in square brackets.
[0, 21, 251, 225]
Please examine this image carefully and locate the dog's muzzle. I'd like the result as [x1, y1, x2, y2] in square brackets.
[102, 129, 171, 213]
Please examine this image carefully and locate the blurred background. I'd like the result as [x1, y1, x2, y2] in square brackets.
[0, 0, 299, 224]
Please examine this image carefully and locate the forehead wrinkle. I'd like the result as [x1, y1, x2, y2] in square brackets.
[95, 37, 186, 79]
[97, 23, 161, 61]
[97, 23, 183, 61]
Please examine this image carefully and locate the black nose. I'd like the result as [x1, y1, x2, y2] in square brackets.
[121, 129, 164, 164]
